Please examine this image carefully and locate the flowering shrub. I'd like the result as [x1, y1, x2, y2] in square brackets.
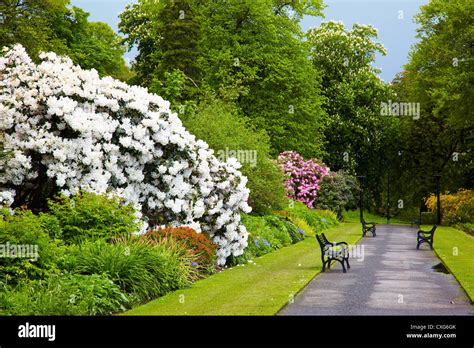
[314, 170, 359, 218]
[144, 227, 217, 273]
[425, 189, 474, 225]
[278, 151, 330, 208]
[0, 45, 251, 265]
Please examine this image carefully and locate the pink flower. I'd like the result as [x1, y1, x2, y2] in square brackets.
[277, 151, 330, 208]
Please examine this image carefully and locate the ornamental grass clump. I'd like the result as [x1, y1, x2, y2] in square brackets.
[0, 273, 130, 316]
[0, 45, 251, 265]
[63, 237, 198, 303]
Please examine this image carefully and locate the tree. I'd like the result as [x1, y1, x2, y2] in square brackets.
[119, 0, 202, 102]
[314, 170, 359, 220]
[308, 21, 396, 210]
[0, 0, 70, 57]
[183, 99, 287, 215]
[120, 0, 328, 158]
[392, 0, 473, 208]
[0, 0, 130, 80]
[67, 10, 132, 81]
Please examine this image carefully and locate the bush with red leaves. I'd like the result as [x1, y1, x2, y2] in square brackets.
[144, 227, 217, 273]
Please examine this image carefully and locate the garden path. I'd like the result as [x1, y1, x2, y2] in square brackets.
[279, 224, 473, 315]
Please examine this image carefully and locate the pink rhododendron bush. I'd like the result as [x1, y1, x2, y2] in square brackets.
[0, 45, 251, 265]
[278, 151, 330, 208]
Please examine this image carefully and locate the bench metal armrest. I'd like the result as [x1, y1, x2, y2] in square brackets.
[418, 228, 435, 235]
[418, 232, 433, 239]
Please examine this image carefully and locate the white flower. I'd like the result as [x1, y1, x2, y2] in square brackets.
[0, 190, 15, 207]
[0, 45, 252, 265]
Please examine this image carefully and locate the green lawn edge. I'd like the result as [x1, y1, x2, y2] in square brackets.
[426, 225, 474, 303]
[123, 222, 362, 316]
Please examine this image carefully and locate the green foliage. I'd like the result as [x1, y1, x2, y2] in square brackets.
[0, 273, 130, 315]
[184, 99, 287, 214]
[38, 213, 63, 240]
[264, 215, 305, 244]
[242, 215, 286, 251]
[67, 15, 132, 81]
[456, 223, 474, 234]
[120, 0, 201, 103]
[0, 0, 69, 58]
[308, 21, 396, 212]
[391, 0, 473, 206]
[425, 189, 474, 225]
[63, 238, 195, 302]
[283, 201, 339, 232]
[420, 211, 437, 225]
[285, 215, 315, 237]
[0, 209, 62, 284]
[308, 21, 393, 172]
[120, 0, 328, 158]
[0, 0, 130, 80]
[227, 213, 306, 266]
[47, 192, 141, 243]
[314, 170, 359, 218]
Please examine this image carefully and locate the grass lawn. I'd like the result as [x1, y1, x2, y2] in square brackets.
[124, 223, 362, 315]
[343, 210, 409, 225]
[428, 225, 474, 302]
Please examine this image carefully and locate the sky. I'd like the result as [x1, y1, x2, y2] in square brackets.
[71, 0, 429, 82]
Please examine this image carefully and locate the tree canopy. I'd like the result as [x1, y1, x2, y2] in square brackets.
[119, 0, 327, 158]
[0, 0, 131, 80]
[391, 0, 473, 207]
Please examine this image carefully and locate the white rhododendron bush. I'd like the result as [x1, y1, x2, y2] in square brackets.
[0, 45, 252, 265]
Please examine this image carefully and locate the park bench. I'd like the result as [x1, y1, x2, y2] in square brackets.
[416, 225, 437, 250]
[316, 233, 350, 273]
[361, 218, 376, 237]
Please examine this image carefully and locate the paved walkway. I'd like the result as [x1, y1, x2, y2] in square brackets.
[279, 224, 473, 315]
